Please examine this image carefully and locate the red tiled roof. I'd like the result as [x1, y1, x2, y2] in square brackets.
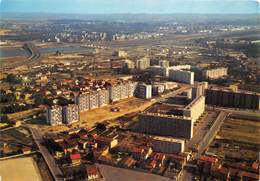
[238, 171, 260, 180]
[70, 153, 81, 160]
[199, 155, 218, 163]
[86, 165, 98, 175]
[252, 161, 259, 170]
[155, 153, 165, 160]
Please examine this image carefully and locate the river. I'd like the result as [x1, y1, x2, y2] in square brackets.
[0, 46, 94, 59]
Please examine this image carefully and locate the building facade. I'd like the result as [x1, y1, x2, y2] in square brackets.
[46, 106, 63, 125]
[205, 88, 260, 110]
[138, 113, 193, 139]
[136, 57, 150, 70]
[183, 96, 205, 121]
[98, 89, 110, 107]
[137, 83, 152, 99]
[159, 60, 169, 68]
[202, 67, 228, 80]
[75, 93, 90, 112]
[152, 136, 185, 154]
[62, 104, 80, 124]
[169, 69, 194, 85]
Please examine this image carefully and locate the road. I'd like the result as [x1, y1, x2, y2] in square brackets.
[194, 111, 228, 159]
[179, 111, 228, 181]
[97, 163, 172, 181]
[1, 42, 41, 69]
[211, 106, 260, 118]
[156, 85, 191, 102]
[30, 127, 63, 181]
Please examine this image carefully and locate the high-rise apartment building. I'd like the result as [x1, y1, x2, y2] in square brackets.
[137, 83, 152, 99]
[136, 57, 150, 70]
[46, 105, 63, 125]
[62, 104, 80, 124]
[169, 69, 194, 85]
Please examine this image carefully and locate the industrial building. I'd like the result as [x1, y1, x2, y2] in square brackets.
[136, 57, 150, 70]
[138, 113, 193, 139]
[137, 83, 152, 99]
[46, 105, 63, 125]
[205, 88, 260, 110]
[62, 104, 80, 124]
[152, 136, 185, 153]
[169, 69, 194, 85]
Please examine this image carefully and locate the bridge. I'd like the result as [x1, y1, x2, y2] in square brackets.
[22, 42, 41, 65]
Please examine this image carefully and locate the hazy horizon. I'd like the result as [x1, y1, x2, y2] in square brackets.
[1, 0, 259, 14]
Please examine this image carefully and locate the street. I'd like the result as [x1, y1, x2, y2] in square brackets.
[30, 128, 63, 181]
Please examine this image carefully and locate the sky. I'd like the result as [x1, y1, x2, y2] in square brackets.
[0, 0, 259, 14]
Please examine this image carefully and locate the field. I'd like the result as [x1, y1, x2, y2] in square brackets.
[217, 118, 260, 144]
[207, 116, 260, 162]
[0, 157, 42, 181]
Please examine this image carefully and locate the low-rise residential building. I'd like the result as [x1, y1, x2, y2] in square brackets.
[152, 136, 185, 154]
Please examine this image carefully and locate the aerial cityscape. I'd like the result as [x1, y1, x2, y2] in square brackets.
[0, 0, 259, 181]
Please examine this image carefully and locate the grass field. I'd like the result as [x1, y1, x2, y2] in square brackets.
[0, 157, 42, 181]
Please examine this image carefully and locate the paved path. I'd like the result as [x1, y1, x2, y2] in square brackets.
[97, 164, 172, 181]
[179, 111, 228, 181]
[194, 111, 228, 159]
[30, 128, 63, 181]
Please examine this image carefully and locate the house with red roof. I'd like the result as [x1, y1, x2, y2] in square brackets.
[86, 165, 100, 180]
[70, 153, 81, 165]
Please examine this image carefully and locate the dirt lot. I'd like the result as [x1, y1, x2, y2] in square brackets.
[207, 117, 260, 162]
[0, 157, 42, 181]
[217, 118, 260, 144]
[41, 97, 154, 133]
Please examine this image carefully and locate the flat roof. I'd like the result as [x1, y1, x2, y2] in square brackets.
[140, 112, 191, 120]
[153, 136, 185, 143]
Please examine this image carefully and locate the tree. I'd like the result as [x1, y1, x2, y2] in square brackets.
[33, 92, 44, 106]
[0, 114, 9, 123]
[5, 74, 22, 84]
